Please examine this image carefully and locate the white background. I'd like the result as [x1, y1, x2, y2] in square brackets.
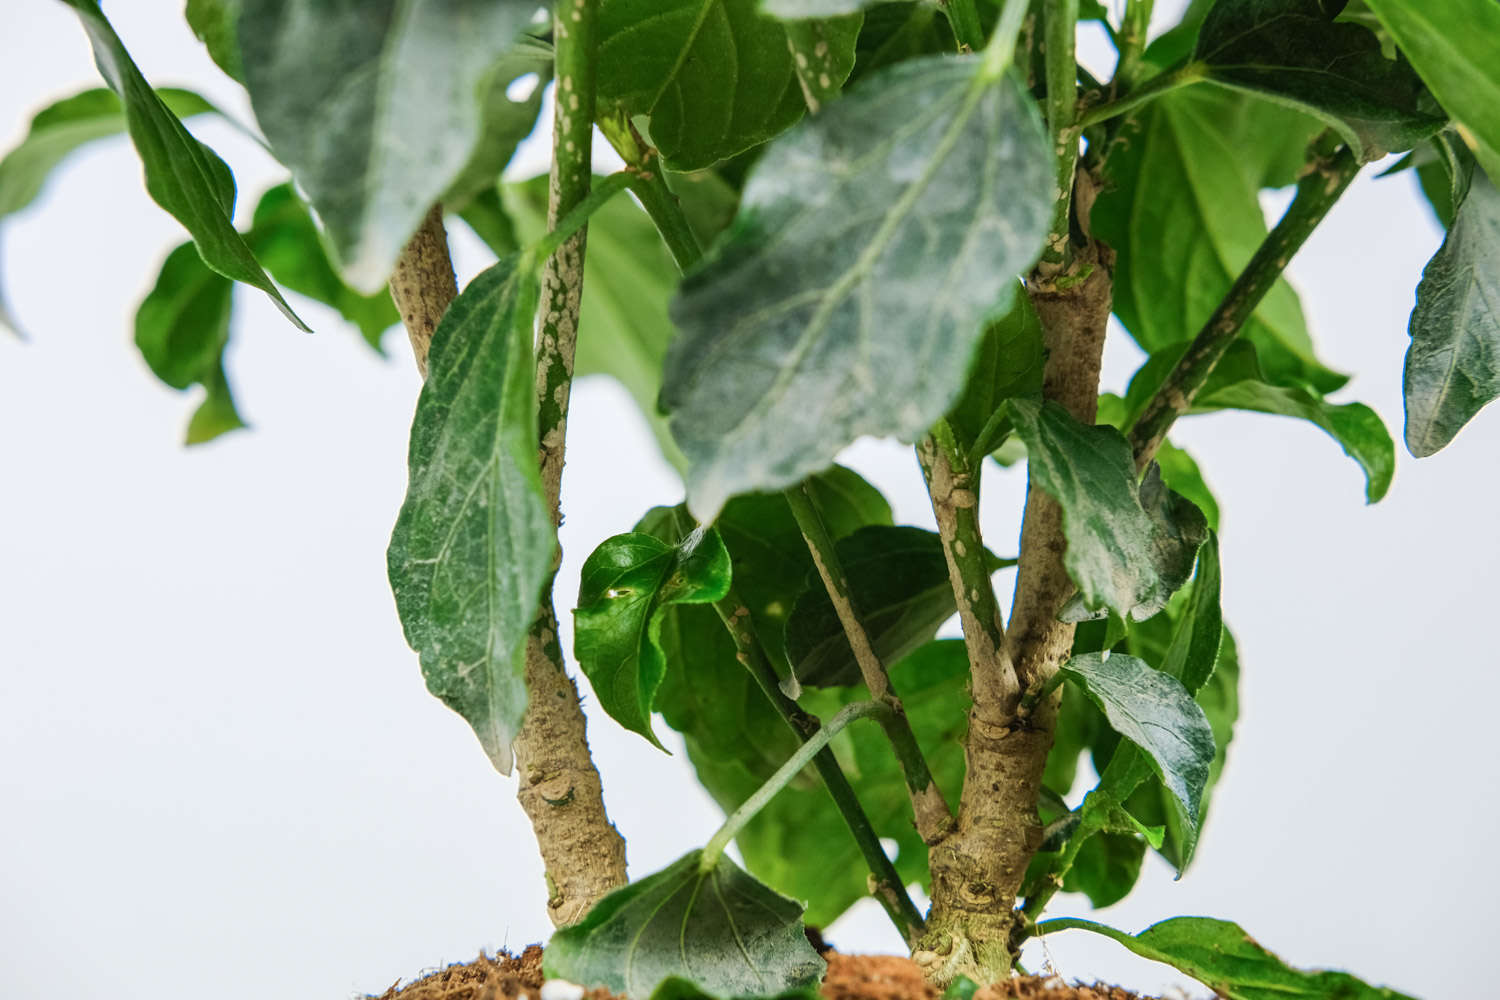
[1, 4, 1495, 999]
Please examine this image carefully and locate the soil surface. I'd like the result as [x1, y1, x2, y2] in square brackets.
[369, 946, 1156, 1000]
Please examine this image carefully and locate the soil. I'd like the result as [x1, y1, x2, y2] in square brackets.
[369, 946, 1157, 1000]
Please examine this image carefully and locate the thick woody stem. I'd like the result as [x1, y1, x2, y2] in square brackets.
[783, 485, 955, 845]
[512, 0, 629, 928]
[389, 204, 458, 376]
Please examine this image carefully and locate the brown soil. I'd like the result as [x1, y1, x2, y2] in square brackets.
[370, 947, 1156, 1000]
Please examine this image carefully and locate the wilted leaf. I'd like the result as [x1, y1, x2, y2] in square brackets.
[387, 259, 553, 776]
[664, 55, 1051, 519]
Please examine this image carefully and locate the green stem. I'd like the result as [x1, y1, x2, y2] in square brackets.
[1127, 139, 1360, 469]
[941, 0, 985, 52]
[1075, 60, 1205, 131]
[979, 0, 1032, 81]
[702, 701, 890, 868]
[599, 111, 704, 272]
[783, 484, 955, 844]
[711, 589, 926, 945]
[527, 171, 635, 266]
[1038, 0, 1080, 272]
[1112, 0, 1156, 93]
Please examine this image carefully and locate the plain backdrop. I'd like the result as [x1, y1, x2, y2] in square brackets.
[1, 4, 1495, 999]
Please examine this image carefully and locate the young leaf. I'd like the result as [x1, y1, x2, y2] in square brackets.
[543, 849, 825, 1000]
[1040, 916, 1417, 1000]
[1123, 340, 1395, 501]
[1009, 399, 1208, 622]
[1194, 0, 1444, 162]
[1092, 87, 1345, 393]
[386, 259, 553, 776]
[247, 185, 398, 351]
[134, 241, 243, 444]
[784, 525, 1013, 687]
[946, 288, 1045, 457]
[663, 55, 1052, 520]
[595, 0, 860, 170]
[1358, 0, 1500, 180]
[574, 529, 732, 748]
[60, 1, 307, 330]
[238, 0, 536, 291]
[1060, 652, 1215, 828]
[1403, 170, 1500, 457]
[185, 0, 244, 83]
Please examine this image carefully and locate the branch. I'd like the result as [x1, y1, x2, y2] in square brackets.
[1111, 0, 1156, 94]
[389, 203, 458, 376]
[1075, 60, 1205, 131]
[1128, 140, 1360, 469]
[511, 0, 630, 928]
[783, 484, 955, 845]
[1037, 0, 1079, 275]
[712, 586, 926, 945]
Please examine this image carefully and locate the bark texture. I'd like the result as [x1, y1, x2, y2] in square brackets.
[389, 204, 458, 376]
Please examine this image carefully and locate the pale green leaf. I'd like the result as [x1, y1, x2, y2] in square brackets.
[664, 55, 1052, 519]
[543, 850, 824, 999]
[386, 259, 553, 776]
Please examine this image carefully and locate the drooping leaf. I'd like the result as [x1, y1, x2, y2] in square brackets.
[664, 55, 1052, 519]
[238, 0, 535, 291]
[1060, 652, 1215, 827]
[543, 850, 825, 1000]
[1063, 830, 1147, 909]
[1092, 86, 1345, 393]
[1403, 169, 1500, 457]
[505, 174, 687, 470]
[784, 525, 1013, 687]
[595, 0, 860, 171]
[946, 287, 1045, 457]
[135, 241, 242, 444]
[574, 529, 733, 748]
[247, 184, 398, 351]
[1194, 0, 1443, 162]
[1042, 916, 1417, 1000]
[443, 42, 552, 211]
[1123, 340, 1394, 501]
[1361, 0, 1500, 180]
[185, 0, 244, 83]
[60, 1, 307, 329]
[1009, 399, 1208, 622]
[386, 259, 553, 776]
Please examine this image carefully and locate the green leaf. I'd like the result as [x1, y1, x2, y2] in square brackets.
[846, 3, 955, 86]
[1361, 0, 1500, 180]
[1041, 916, 1417, 1000]
[386, 259, 553, 776]
[1092, 87, 1345, 393]
[136, 241, 235, 392]
[784, 525, 1012, 687]
[1060, 652, 1215, 827]
[238, 0, 535, 291]
[185, 0, 244, 83]
[543, 850, 824, 1000]
[186, 359, 248, 445]
[664, 55, 1052, 519]
[505, 174, 687, 470]
[1403, 169, 1500, 457]
[247, 185, 399, 351]
[1154, 440, 1220, 532]
[648, 977, 819, 1000]
[946, 288, 1045, 458]
[596, 0, 860, 171]
[443, 42, 553, 211]
[1063, 831, 1146, 909]
[1123, 340, 1394, 501]
[1009, 399, 1208, 622]
[762, 0, 875, 16]
[1194, 0, 1444, 162]
[575, 530, 733, 748]
[60, 1, 307, 330]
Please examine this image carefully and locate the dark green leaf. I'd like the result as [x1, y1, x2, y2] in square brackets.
[136, 241, 235, 392]
[1092, 87, 1345, 393]
[1362, 0, 1500, 180]
[1063, 830, 1146, 909]
[61, 1, 307, 329]
[575, 530, 732, 748]
[1060, 652, 1215, 827]
[247, 185, 398, 351]
[506, 174, 686, 470]
[185, 0, 244, 83]
[1009, 399, 1208, 622]
[596, 0, 859, 170]
[1194, 0, 1443, 162]
[947, 288, 1044, 457]
[543, 850, 824, 999]
[1043, 916, 1417, 1000]
[186, 359, 248, 444]
[1154, 440, 1220, 532]
[664, 55, 1052, 519]
[443, 43, 552, 211]
[238, 0, 535, 291]
[386, 259, 553, 776]
[1403, 169, 1500, 457]
[847, 3, 955, 85]
[1123, 340, 1394, 501]
[785, 525, 1012, 687]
